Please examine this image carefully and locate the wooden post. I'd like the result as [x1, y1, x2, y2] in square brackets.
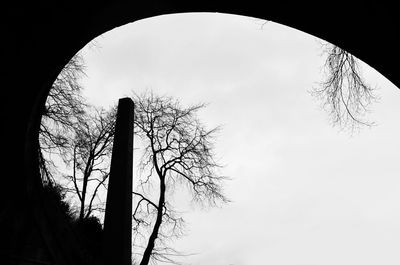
[103, 98, 134, 265]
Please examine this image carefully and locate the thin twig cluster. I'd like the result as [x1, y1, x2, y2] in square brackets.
[312, 44, 377, 132]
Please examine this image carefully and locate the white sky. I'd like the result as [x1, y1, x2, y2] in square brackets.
[78, 13, 400, 265]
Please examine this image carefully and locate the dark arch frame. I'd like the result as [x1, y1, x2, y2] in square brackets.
[2, 1, 399, 263]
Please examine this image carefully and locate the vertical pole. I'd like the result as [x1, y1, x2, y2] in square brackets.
[103, 97, 134, 265]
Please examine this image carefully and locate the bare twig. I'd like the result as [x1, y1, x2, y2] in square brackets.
[312, 44, 378, 132]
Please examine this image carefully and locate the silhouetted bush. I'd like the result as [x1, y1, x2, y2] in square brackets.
[42, 182, 103, 262]
[42, 182, 76, 224]
[74, 216, 103, 257]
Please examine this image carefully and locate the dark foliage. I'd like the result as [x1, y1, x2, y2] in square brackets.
[42, 183, 103, 262]
[42, 182, 76, 224]
[73, 216, 103, 259]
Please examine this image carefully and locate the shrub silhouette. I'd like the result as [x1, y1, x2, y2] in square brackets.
[42, 182, 76, 224]
[42, 183, 103, 262]
[74, 216, 103, 258]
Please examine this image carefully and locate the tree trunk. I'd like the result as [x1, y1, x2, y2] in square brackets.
[79, 157, 92, 220]
[139, 177, 165, 265]
[79, 178, 87, 220]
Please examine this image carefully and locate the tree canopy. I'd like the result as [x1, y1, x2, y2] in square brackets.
[132, 92, 229, 265]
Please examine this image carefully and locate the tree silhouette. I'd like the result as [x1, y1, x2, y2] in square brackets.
[313, 44, 377, 131]
[39, 53, 117, 221]
[132, 92, 229, 265]
[39, 53, 87, 184]
[62, 106, 116, 220]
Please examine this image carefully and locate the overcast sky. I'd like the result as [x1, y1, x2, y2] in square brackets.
[78, 13, 400, 265]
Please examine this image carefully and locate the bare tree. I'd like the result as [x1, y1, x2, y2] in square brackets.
[132, 92, 229, 265]
[38, 52, 110, 262]
[62, 106, 117, 220]
[312, 44, 377, 131]
[39, 52, 117, 221]
[39, 53, 87, 184]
